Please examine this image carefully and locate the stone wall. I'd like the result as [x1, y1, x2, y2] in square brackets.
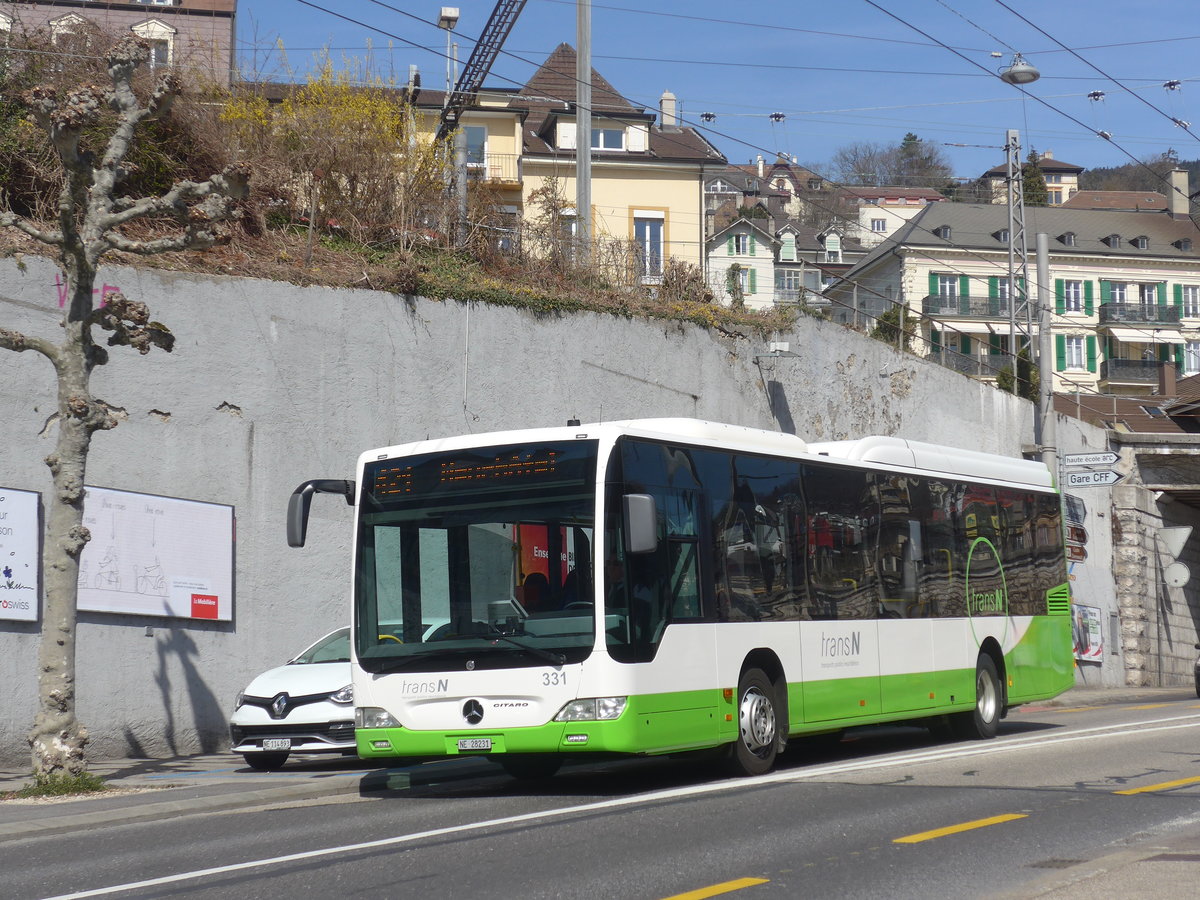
[0, 255, 1115, 762]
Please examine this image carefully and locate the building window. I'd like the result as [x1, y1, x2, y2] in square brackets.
[634, 215, 663, 277]
[1060, 232, 1077, 247]
[707, 179, 733, 193]
[1103, 234, 1121, 248]
[1048, 189, 1062, 205]
[871, 218, 886, 232]
[131, 19, 176, 69]
[996, 277, 1011, 302]
[1140, 283, 1159, 312]
[807, 178, 821, 190]
[1183, 285, 1200, 318]
[1187, 342, 1200, 374]
[732, 233, 749, 255]
[823, 233, 841, 264]
[1063, 280, 1083, 313]
[1133, 236, 1149, 250]
[1065, 336, 1085, 369]
[1110, 282, 1127, 303]
[780, 233, 795, 262]
[591, 127, 624, 151]
[1046, 174, 1062, 184]
[937, 274, 958, 298]
[464, 125, 487, 167]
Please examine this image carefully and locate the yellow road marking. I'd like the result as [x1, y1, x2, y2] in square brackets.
[894, 813, 1027, 844]
[661, 877, 770, 899]
[1126, 703, 1170, 710]
[1114, 775, 1200, 795]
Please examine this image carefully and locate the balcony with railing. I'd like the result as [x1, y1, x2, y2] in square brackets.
[921, 295, 1012, 319]
[1098, 302, 1181, 325]
[1099, 358, 1161, 384]
[926, 350, 1005, 378]
[466, 153, 521, 186]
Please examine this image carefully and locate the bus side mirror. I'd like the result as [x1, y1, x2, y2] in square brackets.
[623, 493, 658, 554]
[287, 479, 355, 547]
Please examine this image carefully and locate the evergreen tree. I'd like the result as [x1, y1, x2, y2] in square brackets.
[1022, 149, 1049, 206]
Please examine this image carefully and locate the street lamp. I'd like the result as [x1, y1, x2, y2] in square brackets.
[998, 55, 1041, 396]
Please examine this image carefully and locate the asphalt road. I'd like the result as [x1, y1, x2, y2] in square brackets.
[9, 696, 1200, 900]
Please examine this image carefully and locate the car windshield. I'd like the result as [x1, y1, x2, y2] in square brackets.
[354, 440, 598, 673]
[290, 628, 351, 665]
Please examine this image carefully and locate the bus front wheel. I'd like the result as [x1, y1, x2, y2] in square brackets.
[953, 655, 1001, 740]
[727, 668, 779, 776]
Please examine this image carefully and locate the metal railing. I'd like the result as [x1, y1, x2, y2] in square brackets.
[1098, 302, 1181, 325]
[921, 295, 1012, 318]
[1099, 358, 1161, 383]
[466, 153, 521, 184]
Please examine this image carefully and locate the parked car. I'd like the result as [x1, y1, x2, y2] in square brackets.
[230, 627, 355, 770]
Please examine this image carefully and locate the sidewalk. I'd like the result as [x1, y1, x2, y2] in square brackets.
[0, 684, 1194, 845]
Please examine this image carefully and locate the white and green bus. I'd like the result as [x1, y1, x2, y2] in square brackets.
[288, 418, 1074, 778]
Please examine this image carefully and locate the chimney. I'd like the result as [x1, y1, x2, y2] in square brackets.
[1042, 149, 1054, 160]
[756, 154, 764, 178]
[659, 90, 678, 127]
[405, 65, 421, 103]
[1169, 168, 1190, 219]
[1159, 361, 1177, 398]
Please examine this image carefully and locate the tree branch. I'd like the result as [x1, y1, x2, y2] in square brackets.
[0, 327, 58, 360]
[0, 211, 64, 245]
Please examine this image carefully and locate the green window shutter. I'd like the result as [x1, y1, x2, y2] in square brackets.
[931, 327, 941, 350]
[989, 335, 1001, 355]
[988, 276, 998, 298]
[1055, 279, 1065, 314]
[959, 274, 970, 297]
[727, 236, 733, 256]
[1159, 343, 1170, 363]
[1175, 284, 1184, 310]
[1176, 344, 1184, 368]
[1086, 336, 1097, 373]
[748, 269, 756, 293]
[1055, 335, 1066, 371]
[1157, 282, 1167, 304]
[960, 335, 972, 354]
[1084, 280, 1094, 315]
[750, 236, 756, 257]
[1100, 280, 1112, 302]
[928, 272, 939, 296]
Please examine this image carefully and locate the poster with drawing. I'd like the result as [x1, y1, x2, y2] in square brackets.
[77, 487, 233, 621]
[0, 487, 41, 622]
[1071, 603, 1103, 661]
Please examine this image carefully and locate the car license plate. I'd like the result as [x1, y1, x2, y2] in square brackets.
[457, 738, 492, 751]
[262, 739, 292, 751]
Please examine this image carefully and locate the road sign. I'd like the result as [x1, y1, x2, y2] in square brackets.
[1065, 470, 1123, 488]
[1062, 451, 1119, 467]
[1164, 561, 1191, 588]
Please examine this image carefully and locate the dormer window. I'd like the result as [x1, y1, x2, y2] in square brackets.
[1060, 231, 1077, 247]
[1103, 234, 1121, 248]
[707, 178, 733, 193]
[807, 178, 822, 190]
[1132, 235, 1149, 250]
[1175, 238, 1194, 251]
[824, 233, 842, 264]
[591, 127, 625, 151]
[933, 225, 952, 240]
[992, 228, 1010, 243]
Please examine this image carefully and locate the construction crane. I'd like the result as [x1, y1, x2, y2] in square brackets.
[436, 0, 528, 142]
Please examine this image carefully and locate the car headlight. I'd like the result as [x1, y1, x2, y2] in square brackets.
[553, 697, 627, 722]
[356, 706, 401, 729]
[329, 684, 354, 705]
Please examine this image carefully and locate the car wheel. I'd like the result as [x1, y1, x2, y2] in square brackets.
[952, 654, 1001, 740]
[725, 667, 779, 776]
[243, 751, 289, 770]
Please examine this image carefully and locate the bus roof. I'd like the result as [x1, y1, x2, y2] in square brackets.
[362, 419, 1052, 490]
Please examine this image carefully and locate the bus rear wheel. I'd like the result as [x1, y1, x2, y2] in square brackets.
[726, 668, 779, 776]
[952, 654, 1001, 740]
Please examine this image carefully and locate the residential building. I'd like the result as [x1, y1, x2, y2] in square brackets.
[1062, 190, 1168, 213]
[983, 150, 1083, 206]
[0, 0, 237, 85]
[843, 185, 947, 248]
[825, 169, 1200, 393]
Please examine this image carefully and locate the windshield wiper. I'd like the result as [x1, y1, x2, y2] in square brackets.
[487, 633, 566, 666]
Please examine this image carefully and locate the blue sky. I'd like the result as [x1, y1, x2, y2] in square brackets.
[236, 0, 1200, 185]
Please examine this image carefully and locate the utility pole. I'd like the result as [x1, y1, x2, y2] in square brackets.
[1035, 232, 1057, 477]
[575, 0, 592, 263]
[1005, 128, 1032, 397]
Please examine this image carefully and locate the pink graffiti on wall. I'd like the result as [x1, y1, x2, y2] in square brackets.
[55, 273, 122, 309]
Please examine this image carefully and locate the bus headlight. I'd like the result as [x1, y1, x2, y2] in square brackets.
[356, 707, 401, 729]
[554, 697, 627, 722]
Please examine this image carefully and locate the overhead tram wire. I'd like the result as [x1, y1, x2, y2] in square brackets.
[284, 0, 1180, 353]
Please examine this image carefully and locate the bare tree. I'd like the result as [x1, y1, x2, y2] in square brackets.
[0, 36, 249, 778]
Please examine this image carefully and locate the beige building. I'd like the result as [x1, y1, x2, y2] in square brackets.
[983, 150, 1083, 206]
[0, 0, 237, 85]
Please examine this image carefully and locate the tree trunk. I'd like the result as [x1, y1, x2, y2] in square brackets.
[28, 273, 96, 776]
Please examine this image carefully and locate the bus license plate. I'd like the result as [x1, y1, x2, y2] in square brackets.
[457, 738, 492, 751]
[262, 739, 291, 751]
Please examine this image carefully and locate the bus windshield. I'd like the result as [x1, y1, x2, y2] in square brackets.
[354, 440, 598, 673]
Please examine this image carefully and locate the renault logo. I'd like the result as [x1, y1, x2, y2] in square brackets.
[462, 699, 484, 724]
[270, 693, 290, 719]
